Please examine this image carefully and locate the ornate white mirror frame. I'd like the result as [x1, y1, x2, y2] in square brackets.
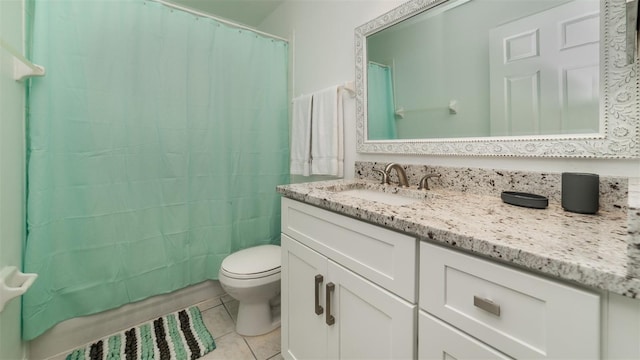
[355, 0, 640, 158]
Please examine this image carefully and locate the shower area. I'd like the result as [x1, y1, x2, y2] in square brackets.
[14, 0, 288, 352]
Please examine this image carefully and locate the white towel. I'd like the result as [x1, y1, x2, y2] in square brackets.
[311, 85, 344, 177]
[290, 94, 313, 176]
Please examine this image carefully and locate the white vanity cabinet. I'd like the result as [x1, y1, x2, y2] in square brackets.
[419, 242, 601, 359]
[280, 198, 417, 360]
[419, 311, 512, 359]
[280, 196, 640, 359]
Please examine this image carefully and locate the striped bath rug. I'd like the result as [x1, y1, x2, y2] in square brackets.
[65, 306, 216, 360]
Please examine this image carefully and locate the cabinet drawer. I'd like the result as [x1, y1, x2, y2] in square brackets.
[419, 311, 511, 360]
[420, 242, 600, 359]
[281, 198, 416, 302]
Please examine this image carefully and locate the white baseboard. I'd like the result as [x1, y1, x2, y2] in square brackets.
[28, 280, 224, 360]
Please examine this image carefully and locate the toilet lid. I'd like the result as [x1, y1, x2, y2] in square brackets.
[221, 244, 281, 278]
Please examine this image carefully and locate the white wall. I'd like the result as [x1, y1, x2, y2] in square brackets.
[259, 1, 640, 178]
[0, 0, 27, 359]
[259, 1, 402, 181]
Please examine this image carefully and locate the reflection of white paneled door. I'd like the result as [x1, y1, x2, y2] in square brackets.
[489, 1, 600, 136]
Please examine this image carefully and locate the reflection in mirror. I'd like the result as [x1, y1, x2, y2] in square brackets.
[355, 0, 639, 158]
[367, 61, 398, 140]
[366, 0, 600, 140]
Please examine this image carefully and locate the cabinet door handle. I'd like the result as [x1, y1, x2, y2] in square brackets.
[474, 296, 501, 317]
[314, 274, 324, 315]
[326, 282, 335, 326]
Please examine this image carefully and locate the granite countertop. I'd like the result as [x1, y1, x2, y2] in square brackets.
[277, 179, 640, 298]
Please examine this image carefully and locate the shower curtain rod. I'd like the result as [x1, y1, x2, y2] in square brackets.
[151, 0, 289, 43]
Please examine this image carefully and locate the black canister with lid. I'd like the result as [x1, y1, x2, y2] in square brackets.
[561, 172, 599, 214]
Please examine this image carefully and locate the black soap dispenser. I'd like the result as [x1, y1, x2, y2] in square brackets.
[561, 172, 599, 214]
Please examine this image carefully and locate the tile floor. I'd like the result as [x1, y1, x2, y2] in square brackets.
[50, 294, 282, 360]
[197, 294, 282, 360]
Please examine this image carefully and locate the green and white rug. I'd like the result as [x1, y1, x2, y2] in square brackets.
[65, 306, 216, 360]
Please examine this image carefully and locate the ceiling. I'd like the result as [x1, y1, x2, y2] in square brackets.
[168, 0, 285, 28]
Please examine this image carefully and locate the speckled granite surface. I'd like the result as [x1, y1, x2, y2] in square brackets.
[355, 162, 628, 212]
[628, 178, 640, 279]
[277, 176, 640, 298]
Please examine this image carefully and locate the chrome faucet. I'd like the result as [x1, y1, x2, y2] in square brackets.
[373, 169, 390, 185]
[384, 163, 410, 188]
[418, 173, 441, 190]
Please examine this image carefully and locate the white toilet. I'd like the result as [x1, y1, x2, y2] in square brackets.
[218, 244, 281, 336]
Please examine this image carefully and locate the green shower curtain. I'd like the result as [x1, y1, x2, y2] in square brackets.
[23, 0, 289, 340]
[367, 62, 397, 140]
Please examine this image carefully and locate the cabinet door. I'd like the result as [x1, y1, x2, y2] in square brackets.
[281, 234, 328, 360]
[327, 261, 416, 360]
[419, 311, 513, 360]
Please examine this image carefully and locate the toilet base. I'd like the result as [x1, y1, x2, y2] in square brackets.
[235, 301, 281, 336]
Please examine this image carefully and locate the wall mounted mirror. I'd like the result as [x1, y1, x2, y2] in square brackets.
[355, 0, 639, 157]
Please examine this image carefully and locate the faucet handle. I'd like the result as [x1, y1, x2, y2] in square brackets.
[418, 173, 441, 190]
[374, 169, 390, 185]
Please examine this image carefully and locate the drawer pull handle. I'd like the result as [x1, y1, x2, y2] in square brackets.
[314, 274, 324, 315]
[474, 296, 501, 317]
[326, 282, 335, 326]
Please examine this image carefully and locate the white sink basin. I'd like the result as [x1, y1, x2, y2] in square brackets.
[339, 189, 420, 206]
